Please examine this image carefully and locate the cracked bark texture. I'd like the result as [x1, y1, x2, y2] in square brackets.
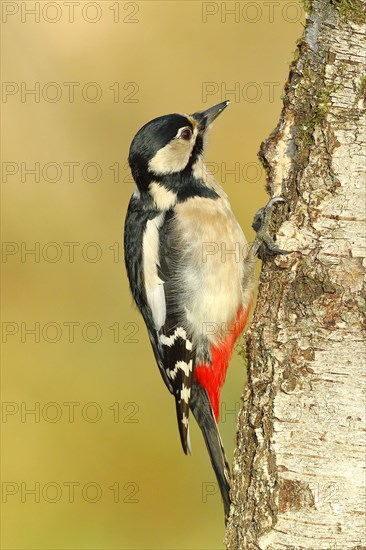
[225, 1, 366, 549]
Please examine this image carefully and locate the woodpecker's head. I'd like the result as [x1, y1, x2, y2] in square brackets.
[128, 101, 229, 205]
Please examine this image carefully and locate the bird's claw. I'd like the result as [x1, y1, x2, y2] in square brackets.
[250, 196, 288, 258]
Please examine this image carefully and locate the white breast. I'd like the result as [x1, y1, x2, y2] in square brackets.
[174, 196, 252, 344]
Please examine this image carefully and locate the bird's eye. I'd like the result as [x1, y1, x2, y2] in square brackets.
[180, 128, 192, 141]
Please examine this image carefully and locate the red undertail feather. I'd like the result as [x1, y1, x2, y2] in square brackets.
[194, 302, 252, 420]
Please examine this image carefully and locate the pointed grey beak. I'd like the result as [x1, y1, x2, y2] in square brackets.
[192, 100, 230, 132]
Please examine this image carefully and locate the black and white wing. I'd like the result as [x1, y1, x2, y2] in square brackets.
[124, 198, 195, 453]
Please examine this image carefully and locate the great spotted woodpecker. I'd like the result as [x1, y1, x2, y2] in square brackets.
[124, 101, 284, 519]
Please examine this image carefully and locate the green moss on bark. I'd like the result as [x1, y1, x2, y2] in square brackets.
[331, 0, 366, 25]
[299, 0, 312, 12]
[356, 75, 366, 103]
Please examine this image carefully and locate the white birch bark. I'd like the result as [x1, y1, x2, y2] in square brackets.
[225, 1, 366, 548]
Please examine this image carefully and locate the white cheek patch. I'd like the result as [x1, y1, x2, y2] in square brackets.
[148, 141, 194, 175]
[142, 214, 166, 330]
[148, 123, 198, 175]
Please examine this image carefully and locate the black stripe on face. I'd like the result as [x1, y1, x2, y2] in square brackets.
[155, 171, 219, 202]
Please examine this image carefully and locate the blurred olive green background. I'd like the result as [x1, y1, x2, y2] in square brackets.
[1, 1, 303, 548]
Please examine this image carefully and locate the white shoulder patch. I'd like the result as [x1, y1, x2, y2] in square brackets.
[148, 284, 166, 329]
[142, 214, 166, 330]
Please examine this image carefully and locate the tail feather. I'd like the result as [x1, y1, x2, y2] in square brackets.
[190, 380, 231, 520]
[175, 395, 192, 455]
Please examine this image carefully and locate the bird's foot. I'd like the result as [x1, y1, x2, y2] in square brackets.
[250, 196, 288, 258]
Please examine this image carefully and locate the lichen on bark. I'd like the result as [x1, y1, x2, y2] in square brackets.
[225, 0, 366, 548]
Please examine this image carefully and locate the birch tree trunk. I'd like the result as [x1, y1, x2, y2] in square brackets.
[225, 1, 366, 548]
